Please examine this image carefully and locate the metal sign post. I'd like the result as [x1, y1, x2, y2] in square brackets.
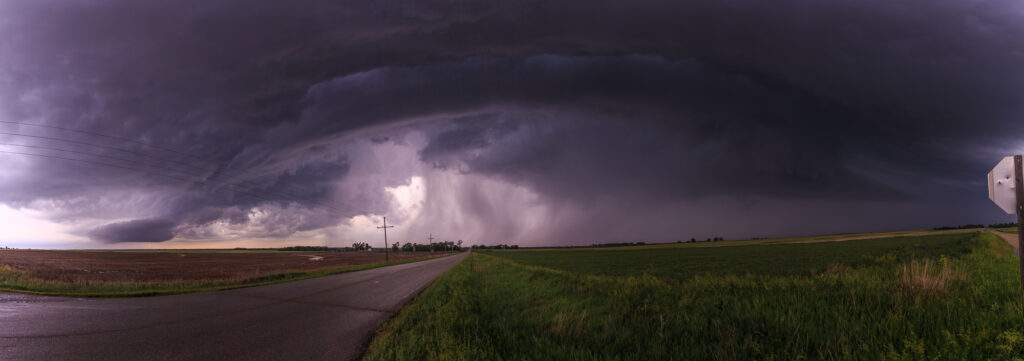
[987, 155, 1024, 311]
[1015, 156, 1024, 311]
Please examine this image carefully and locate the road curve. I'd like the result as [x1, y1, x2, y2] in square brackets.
[0, 252, 467, 361]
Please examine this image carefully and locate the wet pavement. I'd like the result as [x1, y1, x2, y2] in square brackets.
[0, 252, 466, 361]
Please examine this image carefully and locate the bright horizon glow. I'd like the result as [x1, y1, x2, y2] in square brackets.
[0, 204, 86, 249]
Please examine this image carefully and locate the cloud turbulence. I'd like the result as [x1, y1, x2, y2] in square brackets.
[0, 0, 1020, 248]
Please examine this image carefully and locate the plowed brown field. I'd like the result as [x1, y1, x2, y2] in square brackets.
[0, 250, 441, 283]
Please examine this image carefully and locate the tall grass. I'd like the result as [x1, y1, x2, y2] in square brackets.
[898, 258, 965, 295]
[365, 232, 1024, 360]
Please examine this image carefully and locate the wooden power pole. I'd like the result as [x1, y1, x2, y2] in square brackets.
[377, 217, 394, 262]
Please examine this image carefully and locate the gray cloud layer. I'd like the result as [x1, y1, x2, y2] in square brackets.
[0, 0, 1020, 245]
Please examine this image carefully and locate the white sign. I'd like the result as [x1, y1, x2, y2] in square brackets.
[989, 156, 1017, 214]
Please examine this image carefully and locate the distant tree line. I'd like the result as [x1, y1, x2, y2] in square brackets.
[471, 244, 519, 250]
[401, 243, 429, 252]
[591, 242, 646, 247]
[278, 246, 331, 252]
[349, 242, 371, 251]
[677, 237, 725, 243]
[396, 241, 463, 252]
[262, 240, 476, 253]
[933, 223, 1015, 230]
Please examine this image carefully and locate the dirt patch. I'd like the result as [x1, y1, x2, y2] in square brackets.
[0, 250, 441, 283]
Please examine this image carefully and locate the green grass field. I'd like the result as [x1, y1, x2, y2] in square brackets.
[554, 229, 965, 251]
[365, 231, 1024, 360]
[493, 234, 976, 279]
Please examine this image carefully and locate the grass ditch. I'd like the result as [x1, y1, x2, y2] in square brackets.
[0, 256, 444, 297]
[364, 231, 1024, 360]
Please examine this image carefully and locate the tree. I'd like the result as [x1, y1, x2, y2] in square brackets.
[351, 242, 370, 251]
[392, 243, 399, 252]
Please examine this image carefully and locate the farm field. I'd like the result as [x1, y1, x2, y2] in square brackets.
[495, 233, 977, 279]
[365, 231, 1024, 360]
[549, 227, 984, 251]
[0, 249, 446, 297]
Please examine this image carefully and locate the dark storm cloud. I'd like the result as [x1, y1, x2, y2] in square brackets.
[0, 0, 1021, 244]
[298, 54, 914, 204]
[417, 114, 521, 162]
[87, 218, 177, 243]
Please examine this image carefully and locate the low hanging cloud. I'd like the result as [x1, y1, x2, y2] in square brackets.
[87, 218, 178, 244]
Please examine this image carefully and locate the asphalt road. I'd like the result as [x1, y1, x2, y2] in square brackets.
[0, 252, 467, 361]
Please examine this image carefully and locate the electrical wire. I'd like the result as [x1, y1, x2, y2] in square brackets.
[0, 120, 206, 161]
[0, 146, 347, 217]
[0, 121, 350, 214]
[0, 130, 350, 215]
[0, 148, 347, 218]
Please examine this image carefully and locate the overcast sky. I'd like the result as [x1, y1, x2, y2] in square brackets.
[0, 0, 1021, 249]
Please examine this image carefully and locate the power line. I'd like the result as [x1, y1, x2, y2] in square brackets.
[0, 133, 350, 215]
[0, 131, 209, 173]
[0, 141, 295, 206]
[0, 150, 192, 183]
[0, 120, 348, 212]
[0, 121, 351, 212]
[0, 142, 197, 176]
[0, 149, 347, 218]
[0, 142, 332, 211]
[0, 120, 207, 161]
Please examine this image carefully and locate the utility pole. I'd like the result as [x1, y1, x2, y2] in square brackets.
[427, 233, 435, 256]
[376, 217, 394, 262]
